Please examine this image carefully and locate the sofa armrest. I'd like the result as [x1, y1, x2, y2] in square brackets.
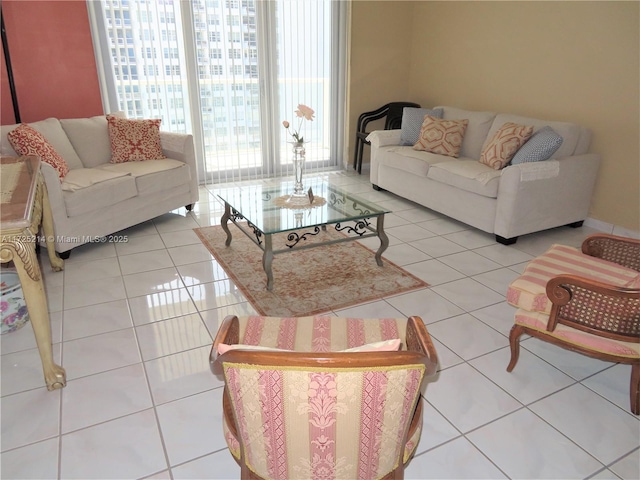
[366, 129, 402, 148]
[160, 131, 199, 204]
[495, 153, 600, 239]
[40, 162, 69, 226]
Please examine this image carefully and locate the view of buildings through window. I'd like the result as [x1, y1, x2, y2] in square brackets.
[97, 0, 342, 183]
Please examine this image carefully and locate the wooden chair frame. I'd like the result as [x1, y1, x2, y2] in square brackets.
[507, 233, 640, 414]
[211, 315, 439, 479]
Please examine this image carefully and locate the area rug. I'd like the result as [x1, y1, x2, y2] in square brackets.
[194, 224, 429, 317]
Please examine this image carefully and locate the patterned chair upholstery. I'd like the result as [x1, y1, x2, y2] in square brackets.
[506, 233, 640, 414]
[210, 315, 439, 480]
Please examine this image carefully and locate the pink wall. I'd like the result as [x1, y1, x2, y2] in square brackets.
[1, 0, 103, 125]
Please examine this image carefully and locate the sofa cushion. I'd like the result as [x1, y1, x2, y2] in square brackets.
[427, 160, 501, 198]
[507, 244, 640, 315]
[511, 126, 564, 165]
[7, 124, 70, 180]
[486, 114, 581, 159]
[107, 115, 167, 163]
[438, 107, 497, 160]
[378, 146, 457, 177]
[400, 107, 443, 146]
[61, 167, 131, 192]
[413, 116, 468, 158]
[97, 158, 189, 196]
[479, 122, 534, 170]
[63, 175, 137, 217]
[60, 115, 113, 168]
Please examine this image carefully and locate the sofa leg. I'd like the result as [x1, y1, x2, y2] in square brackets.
[631, 364, 639, 415]
[58, 250, 71, 260]
[496, 235, 518, 245]
[372, 184, 384, 192]
[567, 220, 584, 228]
[185, 204, 194, 212]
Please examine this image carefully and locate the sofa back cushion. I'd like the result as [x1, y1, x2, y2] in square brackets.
[60, 115, 114, 168]
[437, 106, 497, 160]
[486, 114, 582, 159]
[1, 118, 84, 170]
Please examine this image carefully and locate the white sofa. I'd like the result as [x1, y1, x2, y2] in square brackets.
[367, 106, 600, 244]
[1, 114, 199, 257]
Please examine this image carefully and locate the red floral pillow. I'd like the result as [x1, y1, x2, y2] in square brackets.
[106, 115, 167, 163]
[7, 124, 70, 180]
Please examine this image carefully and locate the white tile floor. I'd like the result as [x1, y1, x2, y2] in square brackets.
[1, 169, 638, 480]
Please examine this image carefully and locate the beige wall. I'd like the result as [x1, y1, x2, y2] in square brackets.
[348, 1, 414, 168]
[349, 1, 640, 231]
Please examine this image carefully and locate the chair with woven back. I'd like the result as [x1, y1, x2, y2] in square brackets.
[506, 233, 640, 414]
[210, 314, 439, 479]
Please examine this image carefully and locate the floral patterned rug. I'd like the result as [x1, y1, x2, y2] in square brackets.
[194, 223, 429, 317]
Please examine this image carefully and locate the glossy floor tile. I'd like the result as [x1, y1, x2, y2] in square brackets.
[1, 170, 638, 480]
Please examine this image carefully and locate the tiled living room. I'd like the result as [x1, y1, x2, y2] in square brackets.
[0, 172, 637, 479]
[1, 1, 639, 480]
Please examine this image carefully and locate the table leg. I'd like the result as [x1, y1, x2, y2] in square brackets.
[375, 214, 389, 266]
[40, 180, 64, 272]
[221, 202, 232, 246]
[263, 234, 274, 291]
[1, 238, 66, 390]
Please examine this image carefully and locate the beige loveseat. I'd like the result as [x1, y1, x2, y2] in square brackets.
[1, 114, 199, 257]
[367, 106, 600, 244]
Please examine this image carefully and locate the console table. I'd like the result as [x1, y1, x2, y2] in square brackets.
[1, 156, 66, 390]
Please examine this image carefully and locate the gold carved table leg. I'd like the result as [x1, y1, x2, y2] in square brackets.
[0, 175, 66, 390]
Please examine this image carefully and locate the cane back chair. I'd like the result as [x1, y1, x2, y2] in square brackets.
[211, 315, 439, 479]
[506, 233, 640, 414]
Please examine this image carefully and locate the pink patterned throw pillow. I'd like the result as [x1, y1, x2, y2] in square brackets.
[7, 124, 70, 180]
[106, 114, 166, 163]
[413, 115, 468, 158]
[480, 122, 534, 169]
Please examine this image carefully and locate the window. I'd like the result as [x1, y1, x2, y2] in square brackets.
[91, 0, 347, 183]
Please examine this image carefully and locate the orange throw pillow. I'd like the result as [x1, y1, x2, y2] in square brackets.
[480, 122, 534, 170]
[107, 115, 167, 163]
[413, 115, 468, 158]
[7, 124, 70, 180]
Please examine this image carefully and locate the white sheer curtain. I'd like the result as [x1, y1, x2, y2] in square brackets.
[87, 0, 349, 186]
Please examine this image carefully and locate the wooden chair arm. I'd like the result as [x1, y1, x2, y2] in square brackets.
[546, 275, 640, 341]
[210, 315, 240, 374]
[582, 233, 640, 271]
[406, 316, 439, 376]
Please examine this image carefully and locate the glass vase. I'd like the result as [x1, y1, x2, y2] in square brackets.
[292, 142, 306, 196]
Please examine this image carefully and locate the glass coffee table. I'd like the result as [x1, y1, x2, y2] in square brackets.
[217, 178, 390, 290]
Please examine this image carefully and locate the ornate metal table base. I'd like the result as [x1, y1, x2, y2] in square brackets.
[220, 202, 389, 291]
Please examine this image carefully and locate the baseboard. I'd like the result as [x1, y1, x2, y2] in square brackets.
[584, 217, 640, 239]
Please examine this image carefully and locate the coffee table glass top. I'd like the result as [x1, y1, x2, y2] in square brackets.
[216, 177, 390, 235]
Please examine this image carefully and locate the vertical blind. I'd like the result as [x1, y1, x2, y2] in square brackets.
[87, 0, 348, 185]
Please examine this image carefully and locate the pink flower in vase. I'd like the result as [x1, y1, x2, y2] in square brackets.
[283, 104, 314, 144]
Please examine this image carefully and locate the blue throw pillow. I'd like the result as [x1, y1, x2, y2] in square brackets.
[400, 107, 444, 146]
[510, 126, 563, 164]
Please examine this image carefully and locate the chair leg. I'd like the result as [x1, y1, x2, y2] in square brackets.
[506, 324, 525, 372]
[353, 137, 361, 171]
[631, 364, 640, 415]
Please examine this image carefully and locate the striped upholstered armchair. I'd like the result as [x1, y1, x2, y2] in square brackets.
[210, 315, 439, 479]
[506, 233, 640, 414]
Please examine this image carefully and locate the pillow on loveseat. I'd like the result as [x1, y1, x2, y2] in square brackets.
[413, 115, 468, 158]
[7, 124, 70, 180]
[400, 107, 443, 146]
[107, 115, 167, 163]
[510, 126, 564, 165]
[479, 122, 533, 170]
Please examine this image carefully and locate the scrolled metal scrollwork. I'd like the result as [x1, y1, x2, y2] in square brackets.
[335, 219, 371, 237]
[286, 226, 321, 248]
